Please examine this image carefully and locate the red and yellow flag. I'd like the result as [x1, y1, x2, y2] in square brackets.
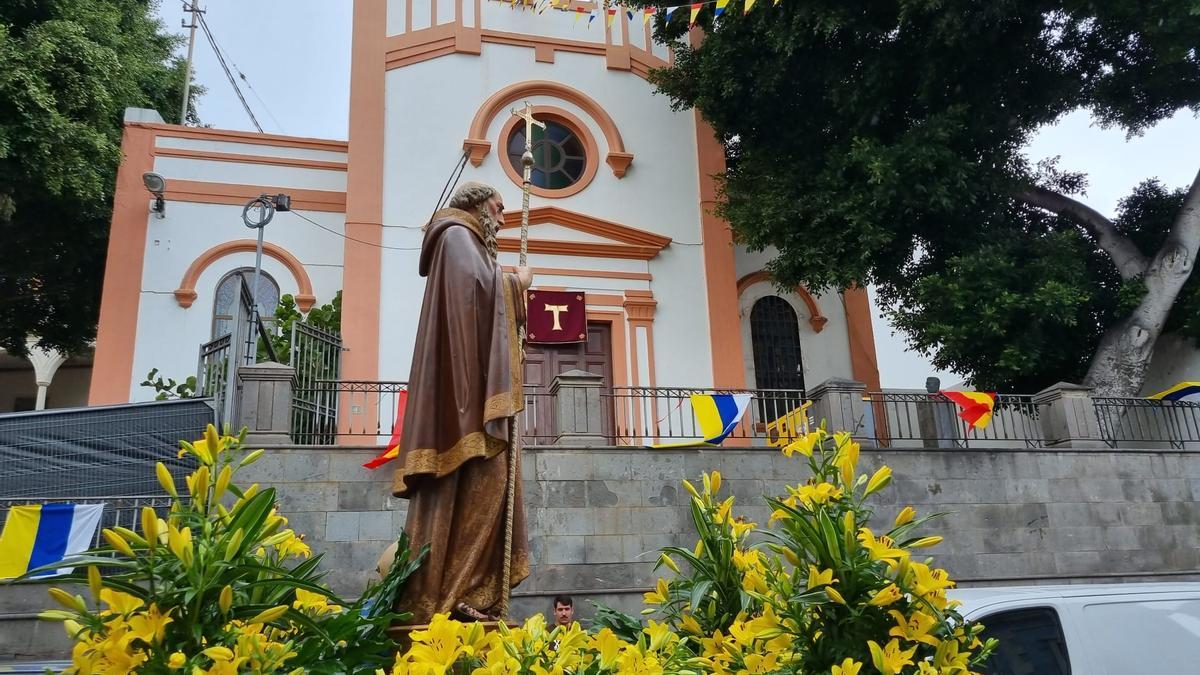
[941, 391, 996, 430]
[364, 390, 409, 469]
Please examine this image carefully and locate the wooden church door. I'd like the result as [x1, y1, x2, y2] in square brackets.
[523, 322, 614, 442]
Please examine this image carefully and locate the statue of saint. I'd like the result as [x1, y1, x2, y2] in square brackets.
[386, 181, 532, 623]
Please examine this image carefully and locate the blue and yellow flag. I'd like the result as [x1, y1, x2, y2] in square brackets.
[0, 503, 104, 579]
[654, 393, 751, 448]
[1149, 382, 1200, 402]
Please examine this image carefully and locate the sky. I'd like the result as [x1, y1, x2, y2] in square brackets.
[157, 1, 1200, 389]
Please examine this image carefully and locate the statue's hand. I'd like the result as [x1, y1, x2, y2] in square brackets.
[516, 266, 534, 290]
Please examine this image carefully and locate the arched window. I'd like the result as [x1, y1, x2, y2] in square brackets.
[211, 268, 280, 339]
[750, 296, 805, 392]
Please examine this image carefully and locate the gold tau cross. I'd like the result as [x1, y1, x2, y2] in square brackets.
[544, 304, 569, 331]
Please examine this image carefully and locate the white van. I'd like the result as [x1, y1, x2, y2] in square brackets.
[952, 582, 1200, 674]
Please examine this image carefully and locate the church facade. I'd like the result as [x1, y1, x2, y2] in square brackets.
[88, 0, 880, 414]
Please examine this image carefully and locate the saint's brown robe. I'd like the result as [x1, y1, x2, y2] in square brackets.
[392, 207, 530, 623]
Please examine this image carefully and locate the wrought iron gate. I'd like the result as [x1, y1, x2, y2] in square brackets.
[290, 323, 343, 444]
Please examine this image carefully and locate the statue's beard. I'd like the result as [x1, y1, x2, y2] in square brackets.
[478, 210, 499, 260]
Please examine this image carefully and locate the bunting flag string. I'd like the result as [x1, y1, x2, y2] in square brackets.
[495, 0, 785, 30]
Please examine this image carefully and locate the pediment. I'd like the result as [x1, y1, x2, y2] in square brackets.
[498, 206, 672, 260]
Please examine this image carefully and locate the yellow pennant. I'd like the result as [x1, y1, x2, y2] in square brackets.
[745, 0, 756, 12]
[689, 2, 702, 24]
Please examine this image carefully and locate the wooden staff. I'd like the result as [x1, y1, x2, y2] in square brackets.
[499, 102, 543, 619]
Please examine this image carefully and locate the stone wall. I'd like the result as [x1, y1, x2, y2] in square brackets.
[241, 444, 1200, 619]
[5, 444, 1199, 660]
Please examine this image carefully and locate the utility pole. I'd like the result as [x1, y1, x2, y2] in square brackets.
[180, 1, 202, 124]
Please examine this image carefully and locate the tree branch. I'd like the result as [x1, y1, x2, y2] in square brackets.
[1014, 185, 1148, 279]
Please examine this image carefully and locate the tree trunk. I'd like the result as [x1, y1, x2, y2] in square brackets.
[1084, 168, 1200, 397]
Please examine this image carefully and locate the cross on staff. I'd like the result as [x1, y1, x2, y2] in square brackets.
[510, 101, 544, 267]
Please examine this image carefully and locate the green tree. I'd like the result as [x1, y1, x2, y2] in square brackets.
[646, 1, 1200, 394]
[0, 0, 200, 357]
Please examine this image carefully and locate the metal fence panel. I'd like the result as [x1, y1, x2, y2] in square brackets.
[0, 399, 213, 498]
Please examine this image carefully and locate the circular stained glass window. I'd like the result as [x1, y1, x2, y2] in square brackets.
[507, 120, 587, 191]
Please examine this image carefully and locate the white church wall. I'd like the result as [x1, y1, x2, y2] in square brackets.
[733, 245, 855, 390]
[127, 199, 345, 401]
[387, 0, 407, 35]
[482, 5, 608, 45]
[155, 136, 348, 163]
[379, 45, 716, 387]
[151, 157, 347, 192]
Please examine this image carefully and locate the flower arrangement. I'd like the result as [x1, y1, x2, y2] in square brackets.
[376, 427, 996, 675]
[38, 424, 994, 674]
[37, 425, 422, 675]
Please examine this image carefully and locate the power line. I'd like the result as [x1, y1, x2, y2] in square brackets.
[195, 10, 263, 132]
[289, 210, 422, 251]
[193, 9, 285, 133]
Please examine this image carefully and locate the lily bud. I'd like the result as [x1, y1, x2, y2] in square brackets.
[156, 462, 178, 497]
[87, 565, 102, 600]
[112, 527, 146, 547]
[239, 448, 265, 468]
[659, 553, 680, 573]
[141, 507, 159, 548]
[894, 506, 915, 527]
[910, 536, 944, 549]
[102, 529, 135, 557]
[224, 528, 246, 561]
[247, 605, 289, 625]
[48, 588, 86, 613]
[219, 585, 233, 615]
[864, 466, 893, 496]
[213, 464, 232, 502]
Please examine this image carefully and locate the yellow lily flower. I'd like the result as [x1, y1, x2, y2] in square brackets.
[858, 528, 908, 561]
[589, 628, 623, 669]
[831, 658, 863, 675]
[868, 584, 904, 607]
[127, 603, 173, 643]
[680, 613, 703, 635]
[806, 565, 836, 590]
[168, 652, 186, 669]
[867, 638, 917, 675]
[714, 496, 735, 524]
[100, 588, 144, 616]
[888, 609, 941, 646]
[644, 619, 674, 651]
[643, 578, 670, 605]
[782, 431, 820, 457]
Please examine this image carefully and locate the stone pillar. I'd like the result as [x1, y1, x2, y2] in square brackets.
[24, 339, 68, 411]
[237, 361, 295, 445]
[550, 369, 606, 446]
[809, 378, 870, 441]
[1033, 382, 1107, 448]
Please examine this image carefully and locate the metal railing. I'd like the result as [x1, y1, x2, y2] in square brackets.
[865, 392, 1044, 448]
[606, 387, 809, 446]
[291, 381, 555, 445]
[0, 496, 174, 549]
[1094, 397, 1200, 449]
[281, 377, 1200, 451]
